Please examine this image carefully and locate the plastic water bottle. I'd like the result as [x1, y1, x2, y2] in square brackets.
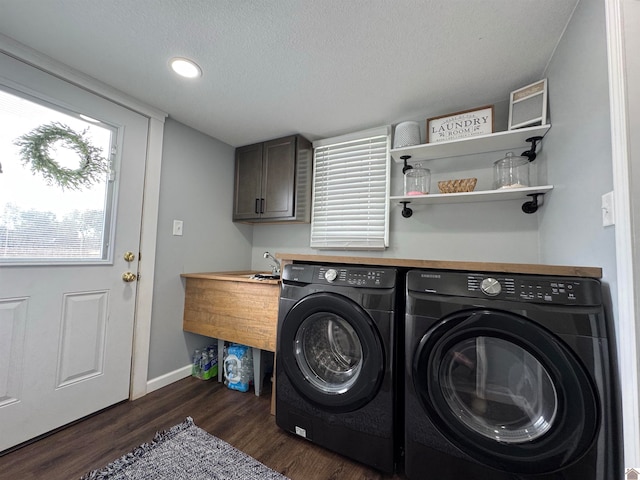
[200, 350, 210, 379]
[240, 349, 254, 385]
[206, 345, 218, 379]
[192, 349, 202, 379]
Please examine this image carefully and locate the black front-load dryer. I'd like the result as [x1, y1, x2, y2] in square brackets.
[404, 269, 622, 480]
[276, 263, 399, 473]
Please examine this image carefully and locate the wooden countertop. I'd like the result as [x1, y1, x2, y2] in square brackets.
[274, 254, 602, 279]
[180, 270, 280, 285]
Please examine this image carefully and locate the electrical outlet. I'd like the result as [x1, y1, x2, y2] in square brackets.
[602, 192, 615, 227]
[172, 219, 184, 236]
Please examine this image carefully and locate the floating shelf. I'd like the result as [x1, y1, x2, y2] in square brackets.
[390, 186, 553, 206]
[391, 125, 551, 163]
[391, 186, 553, 217]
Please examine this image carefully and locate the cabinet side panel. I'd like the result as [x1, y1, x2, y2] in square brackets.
[293, 135, 312, 223]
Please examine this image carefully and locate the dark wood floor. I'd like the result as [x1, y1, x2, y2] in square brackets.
[0, 376, 404, 480]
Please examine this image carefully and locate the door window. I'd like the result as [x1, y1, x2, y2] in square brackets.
[440, 336, 558, 443]
[294, 312, 363, 394]
[0, 86, 116, 264]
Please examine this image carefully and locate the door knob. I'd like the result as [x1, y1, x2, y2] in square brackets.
[124, 251, 136, 262]
[122, 272, 137, 283]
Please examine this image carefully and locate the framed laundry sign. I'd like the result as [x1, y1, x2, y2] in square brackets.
[427, 105, 494, 143]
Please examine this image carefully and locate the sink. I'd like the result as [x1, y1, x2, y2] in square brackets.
[216, 272, 280, 280]
[251, 273, 280, 280]
[181, 271, 281, 282]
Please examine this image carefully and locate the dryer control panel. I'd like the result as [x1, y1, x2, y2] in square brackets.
[283, 263, 396, 288]
[407, 270, 602, 306]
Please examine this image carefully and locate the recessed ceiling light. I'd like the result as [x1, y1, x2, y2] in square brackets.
[170, 57, 202, 78]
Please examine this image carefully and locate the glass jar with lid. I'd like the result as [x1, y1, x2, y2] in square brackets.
[493, 152, 530, 189]
[404, 163, 431, 195]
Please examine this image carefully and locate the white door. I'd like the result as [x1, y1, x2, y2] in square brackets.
[0, 53, 148, 451]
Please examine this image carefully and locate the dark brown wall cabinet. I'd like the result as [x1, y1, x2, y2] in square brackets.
[233, 135, 312, 223]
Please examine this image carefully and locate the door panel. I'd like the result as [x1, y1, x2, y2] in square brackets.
[233, 143, 263, 220]
[0, 297, 28, 407]
[262, 136, 295, 218]
[0, 53, 148, 451]
[57, 290, 108, 387]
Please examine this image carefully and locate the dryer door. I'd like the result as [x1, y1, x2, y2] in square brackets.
[280, 292, 385, 412]
[413, 308, 599, 475]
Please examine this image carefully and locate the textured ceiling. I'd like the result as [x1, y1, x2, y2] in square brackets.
[0, 0, 578, 147]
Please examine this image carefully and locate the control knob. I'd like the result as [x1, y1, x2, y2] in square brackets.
[480, 277, 501, 296]
[324, 269, 338, 282]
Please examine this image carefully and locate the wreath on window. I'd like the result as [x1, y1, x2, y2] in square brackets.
[14, 122, 109, 191]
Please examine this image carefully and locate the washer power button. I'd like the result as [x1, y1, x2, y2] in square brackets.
[480, 277, 502, 296]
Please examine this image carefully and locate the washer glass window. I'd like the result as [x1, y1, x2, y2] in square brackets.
[294, 312, 363, 394]
[439, 336, 558, 443]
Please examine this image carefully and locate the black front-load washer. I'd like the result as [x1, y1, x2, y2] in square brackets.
[276, 263, 399, 473]
[404, 269, 622, 480]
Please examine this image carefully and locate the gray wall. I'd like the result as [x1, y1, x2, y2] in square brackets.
[147, 118, 253, 380]
[144, 0, 639, 466]
[148, 0, 618, 388]
[623, 0, 640, 468]
[253, 0, 616, 288]
[537, 0, 617, 304]
[251, 110, 542, 267]
[627, 0, 640, 244]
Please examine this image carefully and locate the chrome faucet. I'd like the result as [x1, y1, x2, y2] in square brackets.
[263, 251, 281, 275]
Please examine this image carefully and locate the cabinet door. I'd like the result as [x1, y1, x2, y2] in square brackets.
[262, 136, 296, 219]
[233, 142, 263, 221]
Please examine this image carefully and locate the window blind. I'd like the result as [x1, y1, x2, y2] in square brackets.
[310, 126, 391, 250]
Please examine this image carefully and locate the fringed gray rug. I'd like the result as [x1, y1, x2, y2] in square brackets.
[80, 417, 290, 480]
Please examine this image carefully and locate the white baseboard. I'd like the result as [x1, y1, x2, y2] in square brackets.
[146, 364, 192, 394]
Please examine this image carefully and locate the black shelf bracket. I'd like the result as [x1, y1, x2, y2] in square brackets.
[400, 201, 413, 218]
[522, 193, 544, 214]
[401, 155, 413, 174]
[521, 136, 543, 162]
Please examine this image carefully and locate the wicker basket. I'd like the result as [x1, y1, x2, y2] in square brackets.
[438, 178, 478, 194]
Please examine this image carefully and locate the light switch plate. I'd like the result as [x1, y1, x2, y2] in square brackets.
[172, 219, 184, 236]
[602, 191, 615, 227]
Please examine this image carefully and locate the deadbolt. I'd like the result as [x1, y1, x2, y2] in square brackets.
[124, 251, 136, 262]
[122, 272, 137, 283]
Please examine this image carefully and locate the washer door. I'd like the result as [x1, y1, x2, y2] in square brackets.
[280, 292, 385, 412]
[414, 308, 599, 475]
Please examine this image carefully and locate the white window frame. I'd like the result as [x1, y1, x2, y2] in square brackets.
[0, 83, 119, 266]
[310, 126, 391, 250]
